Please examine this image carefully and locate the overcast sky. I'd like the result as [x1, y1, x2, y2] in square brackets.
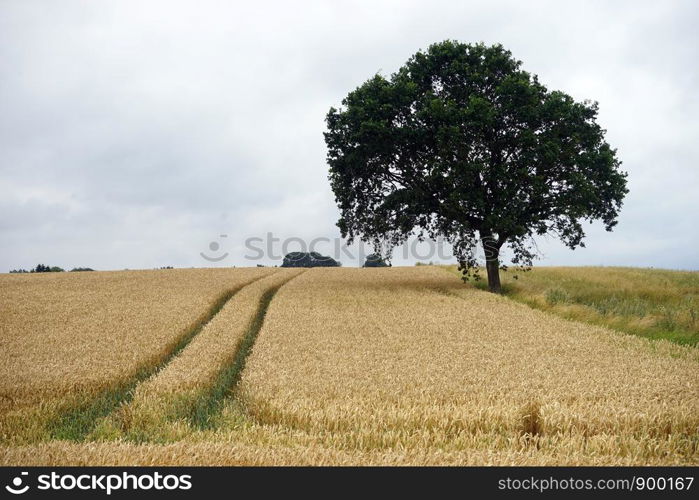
[1, 0, 697, 271]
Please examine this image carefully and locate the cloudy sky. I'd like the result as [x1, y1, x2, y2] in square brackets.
[1, 0, 697, 271]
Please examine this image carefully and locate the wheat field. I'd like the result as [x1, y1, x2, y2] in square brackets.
[0, 266, 697, 465]
[0, 267, 274, 442]
[100, 268, 304, 442]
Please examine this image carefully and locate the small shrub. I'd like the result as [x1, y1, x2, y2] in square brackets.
[363, 254, 389, 267]
[545, 288, 571, 305]
[281, 252, 341, 268]
[30, 264, 64, 273]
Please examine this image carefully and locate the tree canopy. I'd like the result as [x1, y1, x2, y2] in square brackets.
[325, 41, 628, 292]
[363, 253, 390, 267]
[281, 252, 341, 268]
[29, 264, 64, 273]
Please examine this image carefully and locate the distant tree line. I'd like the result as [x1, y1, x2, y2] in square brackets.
[9, 264, 94, 273]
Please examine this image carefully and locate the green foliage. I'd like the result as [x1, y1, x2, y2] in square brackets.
[29, 264, 64, 273]
[325, 41, 627, 292]
[545, 288, 572, 305]
[281, 252, 341, 268]
[70, 267, 95, 272]
[363, 254, 390, 267]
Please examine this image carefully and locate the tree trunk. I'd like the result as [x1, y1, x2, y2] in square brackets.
[482, 237, 502, 294]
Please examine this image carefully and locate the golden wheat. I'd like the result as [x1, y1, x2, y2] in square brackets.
[103, 269, 304, 440]
[1, 266, 697, 465]
[0, 268, 273, 413]
[2, 434, 694, 466]
[239, 267, 699, 462]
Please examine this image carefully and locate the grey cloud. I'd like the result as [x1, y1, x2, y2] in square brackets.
[1, 0, 697, 271]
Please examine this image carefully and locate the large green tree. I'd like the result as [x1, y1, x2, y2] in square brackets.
[324, 41, 628, 292]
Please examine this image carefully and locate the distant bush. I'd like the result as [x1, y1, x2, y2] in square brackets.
[415, 261, 435, 266]
[281, 252, 341, 268]
[545, 288, 571, 305]
[29, 264, 64, 273]
[70, 267, 95, 272]
[9, 268, 29, 273]
[363, 254, 389, 267]
[159, 266, 174, 270]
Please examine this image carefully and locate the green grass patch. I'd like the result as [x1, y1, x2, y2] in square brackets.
[445, 266, 699, 346]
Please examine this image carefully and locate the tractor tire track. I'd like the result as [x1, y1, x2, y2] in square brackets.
[188, 270, 306, 429]
[47, 272, 275, 441]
